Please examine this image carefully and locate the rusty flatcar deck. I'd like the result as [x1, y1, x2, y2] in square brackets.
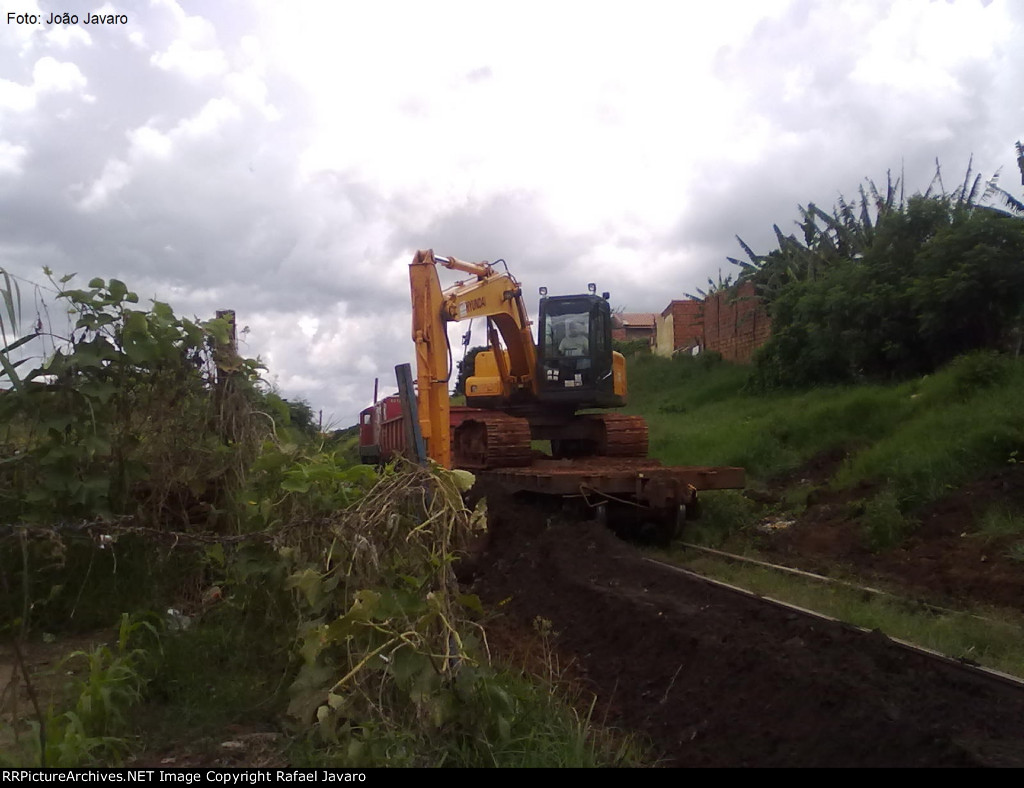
[478, 457, 744, 508]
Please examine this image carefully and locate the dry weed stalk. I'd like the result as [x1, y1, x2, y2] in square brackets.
[281, 461, 489, 737]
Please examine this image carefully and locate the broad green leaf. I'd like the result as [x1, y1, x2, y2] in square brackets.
[152, 301, 174, 320]
[280, 476, 311, 494]
[390, 646, 432, 690]
[123, 310, 149, 336]
[450, 468, 476, 492]
[124, 339, 155, 364]
[349, 589, 381, 620]
[286, 568, 325, 609]
[287, 662, 337, 722]
[79, 380, 118, 404]
[469, 498, 488, 529]
[204, 317, 231, 345]
[457, 593, 484, 615]
[182, 321, 204, 346]
[204, 543, 225, 567]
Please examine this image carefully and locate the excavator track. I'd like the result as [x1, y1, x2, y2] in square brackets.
[586, 413, 649, 458]
[452, 412, 533, 470]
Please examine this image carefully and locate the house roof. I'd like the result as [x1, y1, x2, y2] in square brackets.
[660, 299, 701, 317]
[614, 312, 656, 328]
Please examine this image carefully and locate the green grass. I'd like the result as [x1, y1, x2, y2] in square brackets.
[127, 585, 643, 768]
[627, 354, 916, 477]
[834, 374, 1024, 507]
[977, 505, 1024, 539]
[289, 668, 647, 768]
[141, 619, 289, 738]
[680, 490, 760, 547]
[625, 353, 1024, 505]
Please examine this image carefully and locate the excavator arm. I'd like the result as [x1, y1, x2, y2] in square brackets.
[409, 249, 539, 467]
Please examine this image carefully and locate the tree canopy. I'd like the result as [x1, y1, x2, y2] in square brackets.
[733, 153, 1024, 388]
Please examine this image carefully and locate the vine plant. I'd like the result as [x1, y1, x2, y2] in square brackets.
[0, 271, 261, 527]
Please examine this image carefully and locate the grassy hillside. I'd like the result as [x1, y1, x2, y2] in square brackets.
[623, 351, 1024, 509]
[620, 350, 1024, 679]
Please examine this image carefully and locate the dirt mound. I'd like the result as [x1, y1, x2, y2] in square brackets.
[468, 483, 1024, 767]
[764, 467, 1024, 609]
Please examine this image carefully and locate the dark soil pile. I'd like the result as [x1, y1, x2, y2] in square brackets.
[467, 484, 1024, 768]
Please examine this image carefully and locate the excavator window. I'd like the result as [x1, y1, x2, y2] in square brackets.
[545, 311, 591, 358]
[536, 294, 618, 399]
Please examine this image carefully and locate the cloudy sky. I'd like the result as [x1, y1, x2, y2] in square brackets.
[2, 0, 1022, 427]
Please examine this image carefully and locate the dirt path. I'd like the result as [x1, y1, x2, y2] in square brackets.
[468, 485, 1024, 767]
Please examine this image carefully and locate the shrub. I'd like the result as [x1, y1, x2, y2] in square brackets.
[945, 350, 1013, 401]
[861, 487, 916, 551]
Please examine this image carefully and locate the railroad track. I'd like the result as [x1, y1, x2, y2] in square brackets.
[473, 492, 1024, 766]
[643, 552, 1024, 693]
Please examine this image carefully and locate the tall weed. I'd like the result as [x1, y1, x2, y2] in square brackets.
[3, 614, 162, 767]
[861, 487, 916, 551]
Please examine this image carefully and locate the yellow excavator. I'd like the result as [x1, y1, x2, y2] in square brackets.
[409, 248, 648, 470]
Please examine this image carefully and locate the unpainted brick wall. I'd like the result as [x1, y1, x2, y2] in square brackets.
[701, 282, 772, 363]
[669, 300, 703, 351]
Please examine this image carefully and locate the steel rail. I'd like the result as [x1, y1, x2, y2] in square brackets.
[676, 541, 1007, 624]
[643, 555, 1024, 692]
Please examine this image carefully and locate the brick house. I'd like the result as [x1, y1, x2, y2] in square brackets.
[656, 283, 772, 362]
[655, 300, 703, 357]
[612, 312, 657, 345]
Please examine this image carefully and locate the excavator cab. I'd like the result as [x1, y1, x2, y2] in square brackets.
[537, 292, 625, 408]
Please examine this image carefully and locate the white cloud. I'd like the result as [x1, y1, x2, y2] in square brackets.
[45, 25, 92, 49]
[127, 125, 173, 159]
[32, 56, 88, 92]
[0, 79, 35, 112]
[149, 0, 229, 79]
[297, 315, 319, 339]
[0, 56, 88, 112]
[224, 71, 279, 120]
[74, 95, 245, 210]
[151, 39, 228, 79]
[77, 158, 131, 211]
[172, 97, 242, 139]
[0, 141, 29, 176]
